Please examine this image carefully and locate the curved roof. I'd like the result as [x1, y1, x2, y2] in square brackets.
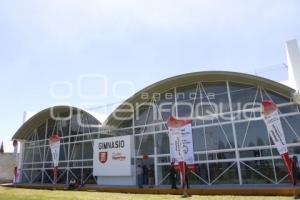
[104, 71, 295, 127]
[12, 105, 102, 140]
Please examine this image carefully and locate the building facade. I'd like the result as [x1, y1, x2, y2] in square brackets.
[12, 71, 300, 186]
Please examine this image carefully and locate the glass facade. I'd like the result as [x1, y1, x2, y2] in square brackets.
[18, 79, 300, 186]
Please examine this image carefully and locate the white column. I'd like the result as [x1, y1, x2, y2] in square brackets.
[18, 141, 25, 183]
[286, 39, 300, 92]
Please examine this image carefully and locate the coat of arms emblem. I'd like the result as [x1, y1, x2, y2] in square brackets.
[99, 152, 108, 163]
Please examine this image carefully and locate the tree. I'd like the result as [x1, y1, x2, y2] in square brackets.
[0, 141, 4, 153]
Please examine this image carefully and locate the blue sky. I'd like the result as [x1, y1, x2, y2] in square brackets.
[1, 0, 300, 152]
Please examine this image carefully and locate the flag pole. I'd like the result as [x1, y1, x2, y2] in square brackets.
[180, 161, 188, 198]
[54, 166, 58, 184]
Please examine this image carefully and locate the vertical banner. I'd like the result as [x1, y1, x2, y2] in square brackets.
[13, 140, 18, 154]
[261, 100, 294, 184]
[49, 133, 60, 184]
[167, 116, 194, 187]
[167, 116, 194, 165]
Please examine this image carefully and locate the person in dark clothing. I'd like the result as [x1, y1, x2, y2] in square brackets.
[143, 165, 149, 185]
[292, 156, 300, 186]
[137, 165, 143, 188]
[68, 177, 78, 190]
[182, 162, 190, 189]
[169, 162, 178, 189]
[148, 166, 154, 188]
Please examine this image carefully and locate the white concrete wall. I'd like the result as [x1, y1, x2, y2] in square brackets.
[96, 165, 136, 186]
[0, 153, 17, 183]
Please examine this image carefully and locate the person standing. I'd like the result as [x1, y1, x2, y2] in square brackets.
[143, 165, 149, 185]
[293, 156, 300, 185]
[137, 165, 143, 188]
[148, 166, 154, 188]
[169, 162, 178, 189]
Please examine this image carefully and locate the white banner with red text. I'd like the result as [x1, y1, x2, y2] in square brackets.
[167, 116, 194, 165]
[49, 133, 60, 167]
[262, 100, 293, 184]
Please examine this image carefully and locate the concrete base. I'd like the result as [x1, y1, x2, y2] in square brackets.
[2, 183, 300, 196]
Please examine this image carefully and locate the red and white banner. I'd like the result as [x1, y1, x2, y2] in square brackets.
[261, 100, 294, 184]
[167, 116, 194, 165]
[167, 116, 194, 187]
[49, 133, 60, 167]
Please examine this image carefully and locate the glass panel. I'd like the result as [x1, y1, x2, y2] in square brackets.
[57, 169, 67, 184]
[279, 104, 299, 114]
[135, 104, 152, 126]
[241, 160, 275, 184]
[281, 114, 300, 144]
[176, 84, 197, 119]
[70, 143, 83, 160]
[202, 82, 230, 113]
[36, 122, 46, 140]
[229, 82, 260, 111]
[274, 159, 290, 184]
[47, 119, 56, 138]
[192, 128, 206, 151]
[209, 162, 239, 184]
[59, 144, 68, 161]
[194, 163, 209, 184]
[70, 168, 83, 182]
[207, 151, 236, 160]
[194, 154, 207, 161]
[43, 170, 54, 184]
[239, 149, 271, 158]
[157, 156, 170, 163]
[83, 168, 97, 184]
[83, 141, 93, 159]
[33, 147, 44, 162]
[235, 120, 270, 148]
[157, 165, 174, 185]
[262, 89, 290, 104]
[205, 124, 234, 150]
[135, 134, 154, 156]
[156, 133, 170, 154]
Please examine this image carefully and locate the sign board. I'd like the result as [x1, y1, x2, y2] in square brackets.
[93, 135, 132, 176]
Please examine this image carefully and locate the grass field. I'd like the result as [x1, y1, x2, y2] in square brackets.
[0, 186, 295, 200]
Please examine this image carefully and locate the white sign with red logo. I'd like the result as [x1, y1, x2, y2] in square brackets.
[262, 100, 293, 184]
[167, 116, 194, 165]
[93, 135, 132, 176]
[49, 133, 60, 167]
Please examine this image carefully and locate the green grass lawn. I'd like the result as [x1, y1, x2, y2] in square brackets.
[0, 186, 294, 200]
